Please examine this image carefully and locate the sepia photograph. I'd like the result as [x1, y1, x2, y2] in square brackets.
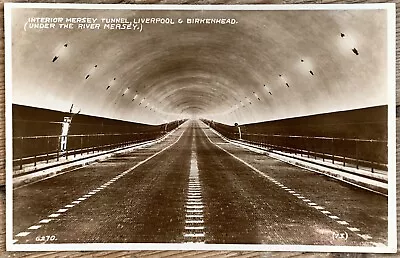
[4, 3, 397, 253]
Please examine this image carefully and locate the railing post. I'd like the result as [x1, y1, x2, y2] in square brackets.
[332, 138, 335, 164]
[19, 138, 23, 169]
[80, 136, 83, 156]
[46, 136, 50, 163]
[355, 140, 359, 169]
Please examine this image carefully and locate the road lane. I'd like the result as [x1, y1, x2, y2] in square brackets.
[12, 123, 190, 243]
[198, 122, 387, 246]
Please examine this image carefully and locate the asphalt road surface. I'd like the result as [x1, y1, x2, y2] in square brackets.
[12, 121, 388, 246]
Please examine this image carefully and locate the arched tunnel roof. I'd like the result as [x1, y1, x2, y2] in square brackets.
[10, 5, 389, 125]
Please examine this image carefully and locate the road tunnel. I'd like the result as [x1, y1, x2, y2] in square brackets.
[5, 3, 396, 252]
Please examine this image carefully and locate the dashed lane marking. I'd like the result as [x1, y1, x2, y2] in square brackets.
[27, 225, 41, 230]
[358, 234, 373, 240]
[185, 226, 205, 230]
[16, 232, 30, 237]
[201, 124, 378, 245]
[184, 233, 205, 238]
[13, 128, 187, 242]
[186, 209, 203, 213]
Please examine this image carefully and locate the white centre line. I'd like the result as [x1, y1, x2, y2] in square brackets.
[184, 133, 206, 243]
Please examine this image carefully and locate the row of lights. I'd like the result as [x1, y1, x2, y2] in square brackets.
[228, 32, 360, 114]
[51, 43, 161, 113]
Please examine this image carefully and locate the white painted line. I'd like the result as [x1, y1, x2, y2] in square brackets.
[39, 219, 52, 223]
[185, 226, 205, 230]
[13, 240, 18, 244]
[187, 202, 202, 205]
[57, 209, 68, 213]
[83, 195, 91, 198]
[188, 193, 202, 196]
[303, 199, 311, 202]
[186, 214, 204, 218]
[77, 198, 86, 201]
[186, 205, 204, 209]
[16, 232, 31, 237]
[48, 213, 60, 218]
[186, 209, 203, 213]
[284, 189, 291, 191]
[28, 225, 42, 230]
[186, 220, 204, 223]
[314, 206, 325, 210]
[297, 196, 305, 199]
[188, 190, 202, 193]
[71, 201, 81, 204]
[308, 203, 317, 206]
[347, 227, 360, 232]
[337, 221, 349, 225]
[88, 192, 96, 194]
[289, 191, 296, 194]
[184, 233, 205, 238]
[293, 193, 300, 196]
[329, 215, 339, 219]
[357, 234, 373, 240]
[321, 210, 331, 214]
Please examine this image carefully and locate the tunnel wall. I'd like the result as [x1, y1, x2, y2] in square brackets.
[12, 104, 182, 166]
[12, 104, 171, 137]
[203, 105, 388, 169]
[209, 105, 387, 140]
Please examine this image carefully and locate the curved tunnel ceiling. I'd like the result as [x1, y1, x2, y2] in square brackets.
[11, 7, 388, 125]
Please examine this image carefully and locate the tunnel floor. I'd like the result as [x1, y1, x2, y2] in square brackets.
[12, 121, 388, 246]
